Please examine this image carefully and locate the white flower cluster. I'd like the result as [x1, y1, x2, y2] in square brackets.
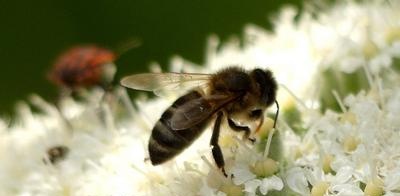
[286, 86, 400, 195]
[1, 1, 400, 196]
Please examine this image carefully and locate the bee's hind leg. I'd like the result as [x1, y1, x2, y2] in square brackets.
[210, 111, 228, 177]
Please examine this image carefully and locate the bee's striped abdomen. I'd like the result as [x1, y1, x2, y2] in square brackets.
[148, 90, 210, 165]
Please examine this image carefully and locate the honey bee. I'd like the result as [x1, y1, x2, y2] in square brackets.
[121, 66, 279, 176]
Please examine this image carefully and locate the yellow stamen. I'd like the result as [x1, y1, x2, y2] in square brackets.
[364, 178, 384, 196]
[250, 158, 279, 177]
[311, 181, 330, 196]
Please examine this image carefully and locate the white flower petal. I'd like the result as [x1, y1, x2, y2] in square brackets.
[244, 179, 261, 194]
[232, 164, 256, 185]
[286, 168, 310, 195]
[385, 169, 400, 191]
[330, 184, 363, 196]
[333, 167, 354, 184]
[259, 175, 283, 195]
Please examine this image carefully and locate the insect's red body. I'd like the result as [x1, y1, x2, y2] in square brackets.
[49, 45, 116, 88]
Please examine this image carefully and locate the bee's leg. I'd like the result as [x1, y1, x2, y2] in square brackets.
[211, 111, 227, 177]
[227, 118, 254, 143]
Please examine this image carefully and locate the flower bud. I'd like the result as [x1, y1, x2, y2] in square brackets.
[250, 158, 279, 177]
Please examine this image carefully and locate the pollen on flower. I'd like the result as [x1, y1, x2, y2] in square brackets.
[310, 181, 329, 196]
[293, 147, 303, 160]
[339, 111, 357, 125]
[343, 136, 360, 153]
[364, 178, 384, 196]
[362, 40, 379, 60]
[322, 154, 334, 174]
[219, 181, 244, 196]
[367, 88, 383, 104]
[385, 26, 400, 45]
[250, 158, 279, 178]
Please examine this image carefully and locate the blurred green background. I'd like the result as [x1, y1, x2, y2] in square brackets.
[0, 0, 302, 116]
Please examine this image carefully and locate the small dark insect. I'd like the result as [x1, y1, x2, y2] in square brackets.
[45, 145, 69, 164]
[121, 66, 279, 176]
[48, 45, 116, 89]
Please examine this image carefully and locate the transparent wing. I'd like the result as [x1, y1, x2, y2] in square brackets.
[120, 72, 211, 93]
[170, 94, 239, 130]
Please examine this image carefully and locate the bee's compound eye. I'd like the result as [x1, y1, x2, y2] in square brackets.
[249, 109, 262, 118]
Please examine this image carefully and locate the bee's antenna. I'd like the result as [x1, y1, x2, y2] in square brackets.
[273, 100, 279, 129]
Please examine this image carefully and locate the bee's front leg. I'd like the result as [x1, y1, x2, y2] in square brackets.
[210, 111, 227, 177]
[227, 118, 255, 143]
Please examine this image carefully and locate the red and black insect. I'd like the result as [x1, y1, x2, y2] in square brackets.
[48, 45, 116, 89]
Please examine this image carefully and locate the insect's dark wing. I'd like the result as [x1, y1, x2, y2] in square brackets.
[170, 94, 239, 130]
[120, 72, 211, 95]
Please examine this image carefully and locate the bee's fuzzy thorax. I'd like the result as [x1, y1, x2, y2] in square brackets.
[209, 66, 250, 93]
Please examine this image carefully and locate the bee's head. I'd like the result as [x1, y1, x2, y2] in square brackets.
[251, 69, 277, 106]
